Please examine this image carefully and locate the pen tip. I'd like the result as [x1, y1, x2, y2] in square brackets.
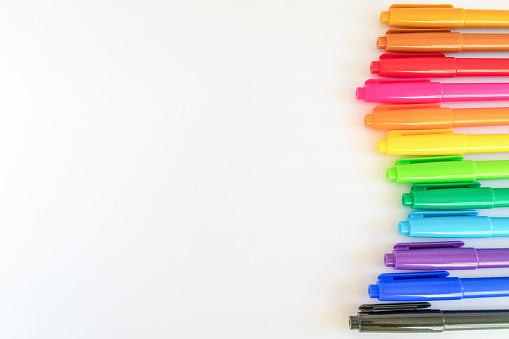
[377, 140, 387, 153]
[370, 61, 380, 74]
[376, 37, 387, 50]
[356, 87, 366, 100]
[349, 316, 359, 330]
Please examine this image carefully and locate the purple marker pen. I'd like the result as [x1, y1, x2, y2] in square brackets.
[384, 241, 509, 270]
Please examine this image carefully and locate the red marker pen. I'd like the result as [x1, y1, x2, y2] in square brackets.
[371, 53, 509, 78]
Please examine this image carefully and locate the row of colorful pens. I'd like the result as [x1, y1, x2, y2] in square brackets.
[350, 5, 509, 333]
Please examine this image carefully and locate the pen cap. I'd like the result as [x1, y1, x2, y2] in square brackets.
[366, 104, 454, 130]
[380, 5, 465, 28]
[378, 30, 463, 53]
[387, 156, 478, 183]
[402, 184, 496, 209]
[399, 210, 496, 238]
[369, 271, 463, 301]
[378, 130, 467, 156]
[371, 54, 458, 78]
[386, 241, 479, 270]
[356, 79, 442, 104]
[442, 310, 509, 331]
[351, 310, 444, 332]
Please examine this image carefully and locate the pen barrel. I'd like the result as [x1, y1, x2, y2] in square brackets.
[370, 277, 463, 301]
[492, 189, 509, 207]
[464, 10, 509, 28]
[463, 134, 509, 153]
[475, 161, 509, 180]
[402, 187, 498, 209]
[461, 277, 509, 298]
[452, 107, 509, 127]
[399, 215, 496, 238]
[456, 59, 509, 76]
[477, 249, 509, 268]
[351, 310, 445, 332]
[387, 248, 479, 270]
[461, 34, 509, 52]
[442, 83, 509, 102]
[379, 32, 463, 53]
[443, 310, 509, 331]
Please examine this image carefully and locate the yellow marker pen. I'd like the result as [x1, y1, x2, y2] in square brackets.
[381, 4, 509, 28]
[377, 129, 509, 155]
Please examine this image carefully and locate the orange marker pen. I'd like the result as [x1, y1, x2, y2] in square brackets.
[365, 104, 509, 130]
[377, 29, 509, 53]
[381, 4, 509, 29]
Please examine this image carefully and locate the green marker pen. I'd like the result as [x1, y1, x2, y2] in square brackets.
[387, 155, 509, 183]
[402, 182, 509, 210]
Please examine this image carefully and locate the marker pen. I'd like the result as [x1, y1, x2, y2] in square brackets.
[377, 29, 509, 53]
[364, 104, 509, 130]
[386, 155, 509, 183]
[371, 53, 509, 78]
[356, 79, 509, 104]
[350, 302, 509, 333]
[377, 129, 509, 156]
[380, 4, 509, 28]
[401, 182, 509, 210]
[398, 210, 509, 238]
[368, 270, 509, 301]
[384, 241, 509, 270]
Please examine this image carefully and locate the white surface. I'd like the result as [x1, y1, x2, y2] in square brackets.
[3, 0, 509, 338]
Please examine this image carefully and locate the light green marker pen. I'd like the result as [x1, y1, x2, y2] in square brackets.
[387, 155, 509, 183]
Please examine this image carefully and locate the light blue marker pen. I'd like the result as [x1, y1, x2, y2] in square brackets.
[399, 210, 509, 238]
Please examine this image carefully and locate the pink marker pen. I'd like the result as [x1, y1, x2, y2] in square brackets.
[356, 79, 509, 104]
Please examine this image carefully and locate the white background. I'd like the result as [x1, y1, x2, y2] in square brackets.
[3, 0, 509, 338]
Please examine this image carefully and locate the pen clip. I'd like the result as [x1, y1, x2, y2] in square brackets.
[378, 271, 450, 282]
[410, 182, 481, 191]
[379, 53, 446, 59]
[386, 129, 454, 138]
[389, 4, 454, 9]
[386, 28, 452, 34]
[394, 241, 465, 251]
[408, 209, 480, 219]
[365, 78, 431, 85]
[358, 302, 432, 313]
[395, 155, 463, 165]
[373, 103, 442, 113]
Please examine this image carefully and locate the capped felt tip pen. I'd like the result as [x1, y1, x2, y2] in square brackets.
[368, 270, 509, 301]
[401, 182, 509, 210]
[350, 302, 509, 333]
[386, 155, 509, 183]
[365, 104, 509, 130]
[356, 79, 509, 104]
[377, 129, 509, 156]
[384, 241, 509, 270]
[371, 53, 509, 78]
[399, 210, 509, 238]
[380, 4, 509, 29]
[377, 29, 509, 53]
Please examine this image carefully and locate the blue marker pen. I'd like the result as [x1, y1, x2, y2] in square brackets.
[369, 271, 509, 301]
[399, 210, 509, 238]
